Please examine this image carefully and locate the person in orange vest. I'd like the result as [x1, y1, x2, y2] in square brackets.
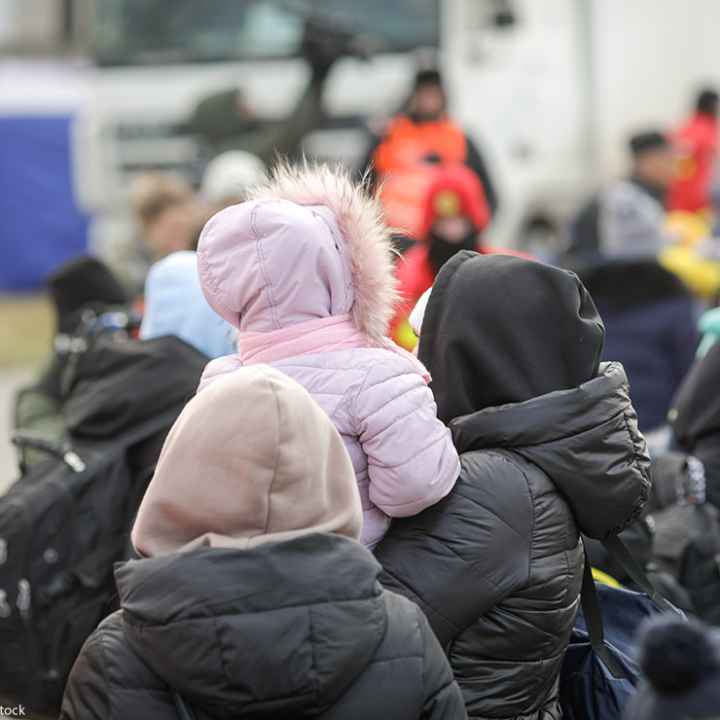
[668, 88, 719, 213]
[361, 69, 498, 241]
[391, 164, 521, 350]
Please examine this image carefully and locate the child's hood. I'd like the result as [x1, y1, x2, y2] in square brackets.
[197, 163, 399, 341]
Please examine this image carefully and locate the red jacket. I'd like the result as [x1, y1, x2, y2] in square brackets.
[391, 165, 525, 349]
[668, 113, 718, 212]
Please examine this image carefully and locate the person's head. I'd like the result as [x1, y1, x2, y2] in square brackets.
[47, 256, 128, 334]
[139, 251, 236, 359]
[131, 173, 197, 259]
[407, 68, 447, 123]
[420, 164, 490, 273]
[696, 87, 719, 118]
[201, 150, 267, 210]
[628, 130, 676, 189]
[417, 252, 604, 423]
[197, 161, 398, 341]
[626, 615, 720, 720]
[131, 365, 362, 557]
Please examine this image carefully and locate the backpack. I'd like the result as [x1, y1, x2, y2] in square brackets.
[0, 412, 178, 715]
[677, 503, 720, 625]
[0, 336, 207, 716]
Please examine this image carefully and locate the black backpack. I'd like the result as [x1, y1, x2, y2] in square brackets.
[0, 336, 207, 716]
[678, 503, 720, 625]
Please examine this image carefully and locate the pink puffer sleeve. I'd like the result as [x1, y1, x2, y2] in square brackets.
[354, 355, 460, 517]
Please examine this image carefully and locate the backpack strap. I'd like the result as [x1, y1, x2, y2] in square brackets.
[580, 545, 629, 680]
[602, 534, 681, 615]
[581, 533, 686, 680]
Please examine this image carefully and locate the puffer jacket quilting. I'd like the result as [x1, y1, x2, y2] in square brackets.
[269, 347, 459, 548]
[60, 535, 467, 720]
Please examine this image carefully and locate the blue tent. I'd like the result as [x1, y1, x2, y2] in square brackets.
[0, 115, 88, 291]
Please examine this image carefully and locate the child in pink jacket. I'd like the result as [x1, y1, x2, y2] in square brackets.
[196, 162, 459, 547]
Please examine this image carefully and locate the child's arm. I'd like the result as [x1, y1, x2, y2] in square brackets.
[354, 357, 460, 517]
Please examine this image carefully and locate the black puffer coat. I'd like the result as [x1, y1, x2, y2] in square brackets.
[61, 535, 466, 720]
[376, 253, 651, 720]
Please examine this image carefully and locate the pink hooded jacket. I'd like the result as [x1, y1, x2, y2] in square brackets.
[197, 163, 459, 547]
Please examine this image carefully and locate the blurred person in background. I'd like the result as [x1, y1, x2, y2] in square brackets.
[200, 150, 267, 213]
[578, 259, 697, 434]
[107, 173, 199, 296]
[140, 251, 236, 359]
[391, 164, 526, 350]
[668, 87, 719, 214]
[13, 257, 131, 469]
[565, 130, 698, 434]
[361, 68, 498, 240]
[131, 173, 198, 260]
[566, 130, 677, 265]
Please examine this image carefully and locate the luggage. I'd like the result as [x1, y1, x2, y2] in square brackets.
[560, 539, 683, 720]
[0, 335, 207, 716]
[560, 583, 652, 720]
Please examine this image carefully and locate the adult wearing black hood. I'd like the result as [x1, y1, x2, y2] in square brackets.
[375, 252, 651, 720]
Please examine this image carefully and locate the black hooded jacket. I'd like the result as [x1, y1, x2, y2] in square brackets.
[60, 535, 466, 720]
[671, 342, 720, 510]
[375, 253, 651, 720]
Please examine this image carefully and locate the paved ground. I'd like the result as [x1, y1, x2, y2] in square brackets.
[0, 368, 34, 494]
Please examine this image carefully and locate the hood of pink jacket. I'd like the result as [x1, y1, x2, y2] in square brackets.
[197, 163, 399, 341]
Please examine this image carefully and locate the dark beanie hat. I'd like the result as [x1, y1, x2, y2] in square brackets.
[628, 130, 669, 158]
[47, 256, 128, 333]
[414, 68, 443, 89]
[696, 88, 719, 115]
[625, 615, 720, 720]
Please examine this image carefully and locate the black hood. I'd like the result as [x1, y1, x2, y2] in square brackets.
[63, 335, 207, 438]
[418, 252, 650, 539]
[451, 363, 651, 539]
[418, 251, 605, 423]
[671, 342, 720, 446]
[114, 535, 387, 719]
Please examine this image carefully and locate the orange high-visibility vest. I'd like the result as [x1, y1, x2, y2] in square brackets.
[373, 116, 468, 238]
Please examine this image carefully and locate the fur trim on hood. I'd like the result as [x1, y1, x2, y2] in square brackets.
[244, 161, 399, 341]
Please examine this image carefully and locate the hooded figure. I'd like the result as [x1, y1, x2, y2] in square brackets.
[61, 366, 466, 720]
[140, 251, 236, 359]
[375, 252, 651, 720]
[196, 162, 459, 548]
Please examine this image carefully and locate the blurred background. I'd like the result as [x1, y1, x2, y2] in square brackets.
[3, 0, 720, 486]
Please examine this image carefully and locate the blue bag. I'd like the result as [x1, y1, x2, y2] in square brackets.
[560, 539, 683, 720]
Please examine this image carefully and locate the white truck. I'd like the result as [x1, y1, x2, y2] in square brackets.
[71, 0, 720, 258]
